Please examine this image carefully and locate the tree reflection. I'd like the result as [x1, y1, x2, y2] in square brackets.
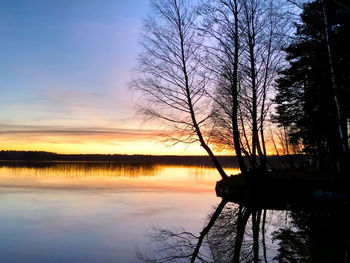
[208, 203, 252, 262]
[138, 200, 350, 263]
[137, 199, 227, 263]
[272, 206, 350, 263]
[138, 200, 262, 262]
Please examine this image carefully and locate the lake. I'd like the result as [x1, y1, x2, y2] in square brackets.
[0, 162, 238, 262]
[0, 162, 349, 262]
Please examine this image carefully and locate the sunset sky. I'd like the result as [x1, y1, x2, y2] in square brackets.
[0, 0, 210, 155]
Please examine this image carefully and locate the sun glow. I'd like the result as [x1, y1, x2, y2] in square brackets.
[0, 136, 209, 155]
[0, 127, 281, 155]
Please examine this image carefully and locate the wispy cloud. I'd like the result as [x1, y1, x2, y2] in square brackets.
[0, 124, 161, 144]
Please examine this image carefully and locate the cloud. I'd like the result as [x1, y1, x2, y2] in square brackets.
[0, 124, 162, 144]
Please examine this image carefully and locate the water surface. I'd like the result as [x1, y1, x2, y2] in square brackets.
[0, 162, 238, 262]
[3, 162, 347, 262]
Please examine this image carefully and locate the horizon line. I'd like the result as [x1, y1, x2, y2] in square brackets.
[0, 150, 298, 157]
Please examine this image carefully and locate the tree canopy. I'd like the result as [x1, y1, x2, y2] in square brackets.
[274, 0, 350, 172]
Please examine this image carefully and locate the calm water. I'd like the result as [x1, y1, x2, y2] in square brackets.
[1, 162, 349, 262]
[0, 162, 239, 262]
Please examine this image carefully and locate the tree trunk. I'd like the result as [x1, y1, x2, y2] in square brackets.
[174, 1, 228, 180]
[320, 0, 347, 166]
[250, 38, 258, 171]
[232, 0, 248, 174]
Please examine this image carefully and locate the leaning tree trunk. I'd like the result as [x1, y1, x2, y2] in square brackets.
[175, 1, 228, 180]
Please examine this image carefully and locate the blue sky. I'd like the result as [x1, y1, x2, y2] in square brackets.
[0, 0, 148, 123]
[0, 0, 209, 155]
[0, 0, 161, 153]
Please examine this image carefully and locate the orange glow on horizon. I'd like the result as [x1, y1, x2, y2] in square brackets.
[0, 139, 210, 155]
[0, 137, 281, 156]
[0, 125, 283, 155]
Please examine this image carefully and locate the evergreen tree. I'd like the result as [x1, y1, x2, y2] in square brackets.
[274, 0, 349, 172]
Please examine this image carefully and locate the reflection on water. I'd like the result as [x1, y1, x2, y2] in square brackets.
[140, 201, 350, 263]
[0, 161, 159, 178]
[4, 162, 347, 263]
[0, 161, 239, 191]
[0, 162, 239, 263]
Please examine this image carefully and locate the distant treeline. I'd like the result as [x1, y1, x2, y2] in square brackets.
[0, 150, 238, 167]
[0, 150, 308, 169]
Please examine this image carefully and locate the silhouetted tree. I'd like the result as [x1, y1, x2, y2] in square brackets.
[198, 0, 248, 174]
[274, 0, 350, 172]
[198, 0, 291, 173]
[131, 0, 228, 179]
[132, 0, 292, 176]
[239, 0, 290, 171]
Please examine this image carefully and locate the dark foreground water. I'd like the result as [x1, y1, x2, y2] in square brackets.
[0, 162, 349, 262]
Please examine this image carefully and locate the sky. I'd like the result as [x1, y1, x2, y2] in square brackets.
[0, 0, 209, 155]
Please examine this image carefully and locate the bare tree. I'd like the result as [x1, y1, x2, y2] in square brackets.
[132, 0, 291, 176]
[198, 0, 291, 172]
[131, 0, 228, 179]
[239, 0, 291, 171]
[198, 0, 248, 174]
